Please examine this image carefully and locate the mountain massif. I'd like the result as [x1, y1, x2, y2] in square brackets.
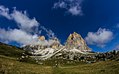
[23, 32, 92, 60]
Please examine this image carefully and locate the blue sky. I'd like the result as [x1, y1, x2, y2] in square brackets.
[0, 0, 119, 52]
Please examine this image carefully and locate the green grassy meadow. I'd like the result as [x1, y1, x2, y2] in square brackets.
[0, 42, 119, 74]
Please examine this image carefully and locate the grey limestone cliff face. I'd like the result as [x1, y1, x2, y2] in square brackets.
[65, 32, 91, 52]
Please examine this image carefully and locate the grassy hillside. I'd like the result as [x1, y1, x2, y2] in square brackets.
[0, 42, 24, 58]
[0, 42, 119, 74]
[0, 55, 119, 74]
[53, 60, 119, 74]
[0, 55, 53, 74]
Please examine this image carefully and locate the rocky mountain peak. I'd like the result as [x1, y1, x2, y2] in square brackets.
[38, 36, 45, 41]
[65, 32, 91, 52]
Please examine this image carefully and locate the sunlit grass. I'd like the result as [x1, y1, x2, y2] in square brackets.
[0, 55, 53, 74]
[0, 55, 119, 74]
[52, 60, 119, 74]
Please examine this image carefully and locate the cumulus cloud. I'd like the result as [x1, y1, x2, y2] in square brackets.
[0, 28, 38, 45]
[11, 9, 39, 33]
[53, 0, 83, 16]
[0, 5, 57, 46]
[85, 28, 113, 47]
[0, 28, 58, 47]
[0, 5, 39, 33]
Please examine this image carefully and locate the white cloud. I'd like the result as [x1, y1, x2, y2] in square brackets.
[53, 1, 67, 9]
[0, 28, 38, 45]
[0, 5, 11, 19]
[53, 0, 83, 16]
[11, 9, 39, 33]
[0, 28, 58, 46]
[85, 28, 113, 47]
[68, 6, 82, 15]
[0, 5, 57, 46]
[0, 5, 39, 33]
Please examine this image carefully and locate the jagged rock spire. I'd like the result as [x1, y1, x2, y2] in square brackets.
[65, 32, 91, 52]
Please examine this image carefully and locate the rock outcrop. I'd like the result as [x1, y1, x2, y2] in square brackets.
[65, 32, 91, 52]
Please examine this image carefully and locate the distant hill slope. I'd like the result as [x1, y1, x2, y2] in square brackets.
[0, 42, 24, 58]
